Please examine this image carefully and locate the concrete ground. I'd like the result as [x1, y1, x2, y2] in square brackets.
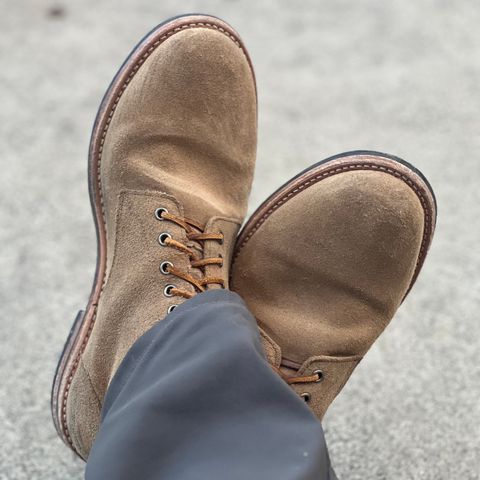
[1, 0, 479, 478]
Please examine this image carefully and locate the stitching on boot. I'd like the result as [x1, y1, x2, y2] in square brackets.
[259, 328, 282, 367]
[80, 358, 103, 409]
[302, 354, 364, 364]
[67, 359, 102, 458]
[233, 162, 434, 282]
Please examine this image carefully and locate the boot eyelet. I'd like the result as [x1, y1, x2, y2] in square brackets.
[160, 261, 173, 275]
[300, 392, 311, 402]
[167, 305, 177, 314]
[313, 370, 324, 383]
[154, 208, 168, 220]
[158, 232, 171, 246]
[218, 230, 224, 245]
[164, 284, 176, 297]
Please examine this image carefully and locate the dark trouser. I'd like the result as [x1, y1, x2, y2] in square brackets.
[86, 290, 337, 480]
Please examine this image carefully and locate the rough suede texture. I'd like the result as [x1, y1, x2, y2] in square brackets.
[66, 26, 257, 459]
[232, 169, 426, 420]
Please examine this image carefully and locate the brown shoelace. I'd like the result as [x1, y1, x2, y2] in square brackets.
[274, 367, 323, 385]
[159, 210, 224, 299]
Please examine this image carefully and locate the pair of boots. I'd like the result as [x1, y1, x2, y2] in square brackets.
[51, 14, 437, 460]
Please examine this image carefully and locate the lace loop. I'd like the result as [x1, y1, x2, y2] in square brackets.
[274, 366, 323, 385]
[191, 258, 223, 268]
[286, 373, 322, 385]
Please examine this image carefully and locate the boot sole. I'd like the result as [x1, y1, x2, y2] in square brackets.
[51, 14, 255, 459]
[233, 151, 437, 295]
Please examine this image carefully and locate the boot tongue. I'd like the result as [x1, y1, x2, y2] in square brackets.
[202, 218, 240, 291]
[162, 176, 242, 227]
[133, 149, 247, 225]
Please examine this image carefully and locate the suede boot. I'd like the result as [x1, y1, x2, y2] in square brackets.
[231, 151, 436, 420]
[52, 14, 257, 459]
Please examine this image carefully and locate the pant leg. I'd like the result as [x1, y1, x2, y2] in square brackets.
[86, 290, 337, 480]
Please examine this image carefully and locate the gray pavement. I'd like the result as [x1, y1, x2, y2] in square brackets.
[1, 0, 479, 478]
